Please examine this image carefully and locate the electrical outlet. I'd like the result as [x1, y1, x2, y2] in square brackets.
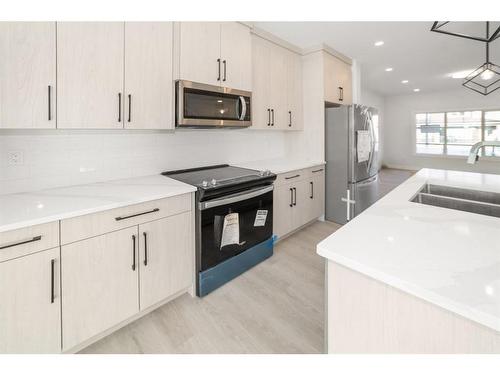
[7, 150, 24, 166]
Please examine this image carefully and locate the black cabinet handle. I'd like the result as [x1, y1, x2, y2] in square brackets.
[118, 93, 122, 122]
[310, 181, 314, 199]
[223, 60, 227, 82]
[312, 168, 324, 173]
[132, 235, 136, 271]
[285, 174, 300, 180]
[217, 58, 221, 81]
[271, 109, 275, 126]
[143, 232, 148, 266]
[288, 111, 292, 127]
[293, 187, 297, 206]
[127, 94, 131, 123]
[339, 87, 343, 102]
[289, 188, 293, 207]
[50, 259, 55, 304]
[0, 235, 42, 250]
[267, 108, 271, 126]
[48, 85, 52, 121]
[115, 208, 159, 221]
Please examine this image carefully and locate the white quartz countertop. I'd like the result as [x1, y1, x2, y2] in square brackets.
[235, 158, 325, 175]
[0, 175, 196, 233]
[317, 168, 500, 332]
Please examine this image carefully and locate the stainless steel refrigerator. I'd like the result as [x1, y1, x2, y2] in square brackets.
[325, 104, 379, 224]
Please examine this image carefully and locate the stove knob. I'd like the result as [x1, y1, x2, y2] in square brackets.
[211, 179, 217, 186]
[202, 180, 208, 188]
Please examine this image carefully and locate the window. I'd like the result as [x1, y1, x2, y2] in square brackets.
[415, 109, 500, 157]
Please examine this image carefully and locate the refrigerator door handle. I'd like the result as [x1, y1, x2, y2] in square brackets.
[341, 189, 356, 221]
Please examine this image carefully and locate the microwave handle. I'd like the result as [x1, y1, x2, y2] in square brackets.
[238, 96, 247, 120]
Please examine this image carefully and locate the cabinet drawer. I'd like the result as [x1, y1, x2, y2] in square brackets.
[275, 169, 307, 186]
[0, 222, 59, 263]
[307, 165, 325, 178]
[61, 193, 192, 244]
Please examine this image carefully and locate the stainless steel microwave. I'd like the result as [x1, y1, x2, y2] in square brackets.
[176, 80, 252, 128]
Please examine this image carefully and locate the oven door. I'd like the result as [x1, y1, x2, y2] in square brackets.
[176, 80, 251, 127]
[198, 185, 273, 272]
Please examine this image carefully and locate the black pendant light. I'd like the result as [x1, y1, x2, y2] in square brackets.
[431, 21, 500, 43]
[431, 21, 500, 95]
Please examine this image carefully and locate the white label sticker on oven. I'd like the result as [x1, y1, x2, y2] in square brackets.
[254, 210, 268, 227]
[220, 213, 240, 249]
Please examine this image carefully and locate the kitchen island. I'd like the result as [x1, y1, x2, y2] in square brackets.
[317, 168, 500, 353]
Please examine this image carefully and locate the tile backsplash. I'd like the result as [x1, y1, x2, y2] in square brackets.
[0, 129, 289, 195]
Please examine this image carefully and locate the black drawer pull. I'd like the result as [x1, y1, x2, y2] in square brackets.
[289, 188, 293, 207]
[285, 174, 300, 180]
[50, 259, 55, 304]
[143, 232, 148, 266]
[115, 208, 159, 221]
[267, 108, 271, 126]
[293, 187, 297, 206]
[271, 108, 275, 126]
[310, 181, 314, 199]
[132, 235, 136, 271]
[0, 235, 42, 250]
[312, 168, 324, 173]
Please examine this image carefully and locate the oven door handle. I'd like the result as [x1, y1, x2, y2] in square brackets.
[238, 96, 247, 120]
[199, 185, 274, 210]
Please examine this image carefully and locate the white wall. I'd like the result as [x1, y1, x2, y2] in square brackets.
[0, 129, 289, 195]
[383, 88, 500, 174]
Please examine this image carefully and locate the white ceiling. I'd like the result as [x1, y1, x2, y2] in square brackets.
[254, 22, 500, 97]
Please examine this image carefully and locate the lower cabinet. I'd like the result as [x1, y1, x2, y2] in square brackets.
[139, 211, 192, 310]
[61, 226, 140, 350]
[0, 247, 61, 353]
[273, 166, 325, 239]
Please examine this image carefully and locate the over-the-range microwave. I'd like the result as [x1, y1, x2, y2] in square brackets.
[175, 80, 252, 128]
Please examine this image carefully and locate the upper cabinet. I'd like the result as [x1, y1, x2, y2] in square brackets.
[178, 22, 252, 91]
[324, 52, 352, 105]
[251, 34, 303, 130]
[0, 22, 56, 129]
[124, 22, 174, 130]
[57, 22, 125, 129]
[57, 22, 174, 130]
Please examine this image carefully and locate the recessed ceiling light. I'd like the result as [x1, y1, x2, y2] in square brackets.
[385, 67, 393, 72]
[401, 80, 409, 84]
[374, 41, 384, 47]
[413, 88, 420, 92]
[450, 70, 473, 79]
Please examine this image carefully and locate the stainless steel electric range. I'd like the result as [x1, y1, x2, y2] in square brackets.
[162, 164, 276, 297]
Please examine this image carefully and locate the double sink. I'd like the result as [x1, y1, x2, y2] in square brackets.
[411, 184, 500, 218]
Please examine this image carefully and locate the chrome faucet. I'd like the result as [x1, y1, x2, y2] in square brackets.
[467, 141, 500, 164]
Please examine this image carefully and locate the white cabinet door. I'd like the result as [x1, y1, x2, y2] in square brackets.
[61, 226, 139, 351]
[57, 22, 125, 129]
[220, 22, 251, 91]
[124, 22, 173, 130]
[269, 44, 288, 129]
[273, 183, 295, 239]
[304, 173, 325, 223]
[139, 211, 193, 310]
[0, 247, 61, 353]
[179, 22, 221, 86]
[286, 50, 303, 130]
[251, 35, 273, 129]
[0, 22, 56, 129]
[324, 52, 352, 106]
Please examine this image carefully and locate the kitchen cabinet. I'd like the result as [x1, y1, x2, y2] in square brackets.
[273, 166, 325, 240]
[178, 22, 251, 91]
[0, 247, 61, 353]
[0, 22, 56, 129]
[57, 22, 125, 129]
[324, 52, 352, 105]
[61, 226, 140, 350]
[251, 34, 303, 130]
[139, 211, 193, 310]
[124, 22, 174, 130]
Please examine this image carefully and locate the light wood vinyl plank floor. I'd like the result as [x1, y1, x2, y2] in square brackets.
[80, 220, 341, 354]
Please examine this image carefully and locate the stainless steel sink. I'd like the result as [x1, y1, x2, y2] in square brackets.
[411, 184, 500, 218]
